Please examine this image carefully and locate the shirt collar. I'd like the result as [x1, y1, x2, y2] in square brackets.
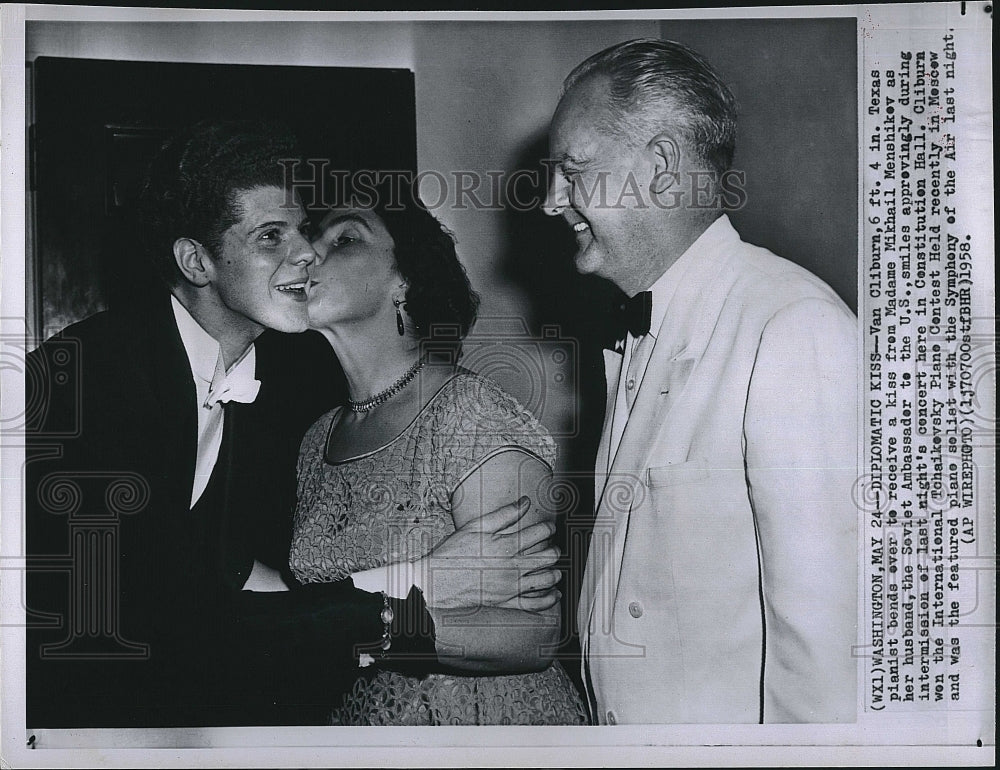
[643, 214, 733, 340]
[170, 294, 257, 390]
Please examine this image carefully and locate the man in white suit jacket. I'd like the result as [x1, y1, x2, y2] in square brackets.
[545, 39, 858, 724]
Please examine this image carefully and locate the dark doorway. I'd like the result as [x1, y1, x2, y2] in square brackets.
[29, 57, 416, 342]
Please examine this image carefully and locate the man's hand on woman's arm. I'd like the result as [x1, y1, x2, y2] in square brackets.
[418, 495, 561, 611]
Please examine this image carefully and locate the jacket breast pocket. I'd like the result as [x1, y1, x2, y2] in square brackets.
[643, 462, 755, 590]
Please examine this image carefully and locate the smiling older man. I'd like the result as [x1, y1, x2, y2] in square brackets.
[545, 39, 858, 724]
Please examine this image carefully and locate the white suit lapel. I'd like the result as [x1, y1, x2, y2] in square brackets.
[607, 227, 741, 484]
[610, 339, 694, 482]
[594, 348, 623, 501]
[582, 220, 741, 634]
[583, 334, 696, 639]
[578, 347, 624, 641]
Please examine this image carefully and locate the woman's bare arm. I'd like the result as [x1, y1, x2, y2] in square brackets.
[430, 449, 562, 673]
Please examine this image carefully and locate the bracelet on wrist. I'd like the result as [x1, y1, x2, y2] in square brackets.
[379, 591, 394, 658]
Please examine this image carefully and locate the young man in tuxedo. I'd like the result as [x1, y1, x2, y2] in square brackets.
[25, 121, 560, 727]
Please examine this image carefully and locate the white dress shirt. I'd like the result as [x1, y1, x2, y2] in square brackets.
[170, 295, 260, 508]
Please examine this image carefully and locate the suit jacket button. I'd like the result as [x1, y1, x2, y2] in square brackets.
[606, 710, 617, 725]
[628, 601, 643, 618]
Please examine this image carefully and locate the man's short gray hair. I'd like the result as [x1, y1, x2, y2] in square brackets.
[562, 38, 738, 176]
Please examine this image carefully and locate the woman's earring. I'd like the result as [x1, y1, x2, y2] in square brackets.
[393, 299, 406, 336]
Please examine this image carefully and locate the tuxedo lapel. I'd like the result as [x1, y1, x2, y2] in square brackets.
[139, 292, 199, 500]
[214, 402, 254, 589]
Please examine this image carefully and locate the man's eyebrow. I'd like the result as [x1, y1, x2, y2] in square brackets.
[247, 219, 292, 235]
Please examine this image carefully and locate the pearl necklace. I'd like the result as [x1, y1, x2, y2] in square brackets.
[347, 356, 426, 413]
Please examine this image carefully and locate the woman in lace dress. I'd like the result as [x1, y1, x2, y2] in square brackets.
[289, 182, 588, 725]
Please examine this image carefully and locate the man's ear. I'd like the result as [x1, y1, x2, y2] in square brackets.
[648, 133, 682, 195]
[173, 237, 212, 287]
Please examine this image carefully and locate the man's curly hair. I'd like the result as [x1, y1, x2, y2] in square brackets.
[137, 120, 298, 285]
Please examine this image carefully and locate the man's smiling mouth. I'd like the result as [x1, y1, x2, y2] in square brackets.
[573, 221, 590, 233]
[275, 281, 308, 295]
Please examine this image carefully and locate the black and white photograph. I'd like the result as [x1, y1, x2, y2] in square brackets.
[0, 3, 993, 767]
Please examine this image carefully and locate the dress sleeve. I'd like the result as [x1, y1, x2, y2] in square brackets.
[424, 374, 559, 494]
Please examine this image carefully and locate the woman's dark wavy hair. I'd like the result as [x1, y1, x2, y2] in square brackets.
[138, 120, 298, 285]
[333, 175, 480, 344]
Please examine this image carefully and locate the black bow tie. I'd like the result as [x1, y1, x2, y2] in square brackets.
[607, 291, 652, 349]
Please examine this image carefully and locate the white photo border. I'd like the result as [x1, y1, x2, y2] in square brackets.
[1, 3, 994, 767]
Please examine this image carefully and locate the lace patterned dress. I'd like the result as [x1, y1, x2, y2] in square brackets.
[289, 372, 589, 725]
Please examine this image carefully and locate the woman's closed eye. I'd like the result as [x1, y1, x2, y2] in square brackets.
[322, 227, 362, 249]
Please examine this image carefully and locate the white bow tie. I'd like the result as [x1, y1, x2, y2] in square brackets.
[203, 353, 260, 409]
[204, 376, 260, 409]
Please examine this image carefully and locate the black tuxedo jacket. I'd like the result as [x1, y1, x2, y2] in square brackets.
[25, 292, 435, 727]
